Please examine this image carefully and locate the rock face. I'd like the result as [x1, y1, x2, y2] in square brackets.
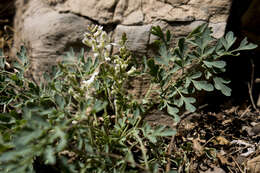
[13, 0, 233, 82]
[13, 0, 93, 81]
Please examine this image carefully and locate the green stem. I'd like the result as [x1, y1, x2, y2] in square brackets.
[134, 133, 149, 171]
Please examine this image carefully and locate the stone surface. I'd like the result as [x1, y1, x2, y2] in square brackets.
[13, 0, 92, 82]
[113, 25, 151, 54]
[13, 0, 234, 81]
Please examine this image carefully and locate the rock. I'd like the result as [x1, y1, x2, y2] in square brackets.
[247, 155, 260, 173]
[54, 0, 117, 24]
[13, 0, 93, 82]
[12, 0, 235, 81]
[113, 25, 152, 54]
[122, 10, 144, 25]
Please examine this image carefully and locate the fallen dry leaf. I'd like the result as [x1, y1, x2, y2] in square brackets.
[216, 136, 229, 145]
[193, 138, 204, 156]
[247, 155, 260, 173]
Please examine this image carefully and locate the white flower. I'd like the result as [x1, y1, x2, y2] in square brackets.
[105, 57, 111, 62]
[105, 44, 112, 51]
[93, 53, 99, 58]
[82, 71, 99, 88]
[82, 38, 92, 47]
[127, 66, 136, 75]
[72, 120, 78, 124]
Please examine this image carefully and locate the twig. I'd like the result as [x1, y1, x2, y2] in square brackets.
[166, 134, 175, 172]
[203, 136, 215, 147]
[240, 105, 251, 118]
[248, 59, 258, 111]
[231, 155, 244, 173]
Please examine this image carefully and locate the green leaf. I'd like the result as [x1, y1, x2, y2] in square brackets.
[185, 77, 191, 88]
[155, 44, 171, 65]
[147, 59, 159, 78]
[0, 49, 5, 69]
[190, 72, 202, 79]
[83, 57, 93, 73]
[143, 56, 148, 72]
[213, 77, 231, 96]
[159, 128, 176, 137]
[187, 23, 207, 39]
[16, 46, 28, 66]
[220, 37, 228, 51]
[15, 129, 43, 146]
[151, 26, 164, 40]
[166, 30, 171, 42]
[225, 31, 236, 50]
[44, 146, 56, 165]
[178, 38, 186, 57]
[183, 97, 196, 112]
[50, 127, 67, 151]
[235, 38, 258, 51]
[203, 60, 226, 68]
[92, 100, 107, 113]
[125, 150, 135, 167]
[167, 105, 180, 122]
[192, 80, 214, 91]
[55, 94, 66, 109]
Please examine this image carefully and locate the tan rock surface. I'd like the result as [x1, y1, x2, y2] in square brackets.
[13, 0, 233, 81]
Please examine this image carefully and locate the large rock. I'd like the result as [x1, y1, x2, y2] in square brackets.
[13, 0, 93, 82]
[13, 0, 233, 81]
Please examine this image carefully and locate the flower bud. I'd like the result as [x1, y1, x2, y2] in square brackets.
[127, 66, 136, 75]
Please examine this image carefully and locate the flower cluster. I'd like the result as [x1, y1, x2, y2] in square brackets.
[81, 25, 136, 89]
[82, 25, 112, 62]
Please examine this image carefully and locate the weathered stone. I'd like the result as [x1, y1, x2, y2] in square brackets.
[12, 0, 235, 81]
[122, 10, 144, 25]
[13, 0, 92, 82]
[54, 0, 117, 24]
[113, 25, 152, 54]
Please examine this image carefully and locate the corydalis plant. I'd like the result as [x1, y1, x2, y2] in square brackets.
[82, 25, 138, 118]
[148, 24, 257, 122]
[0, 29, 176, 173]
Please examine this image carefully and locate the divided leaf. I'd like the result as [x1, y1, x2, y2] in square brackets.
[203, 60, 226, 68]
[192, 80, 214, 91]
[235, 38, 258, 51]
[213, 77, 231, 96]
[167, 105, 180, 123]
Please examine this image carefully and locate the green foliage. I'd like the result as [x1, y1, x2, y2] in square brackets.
[0, 23, 257, 173]
[148, 23, 257, 120]
[0, 26, 175, 173]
